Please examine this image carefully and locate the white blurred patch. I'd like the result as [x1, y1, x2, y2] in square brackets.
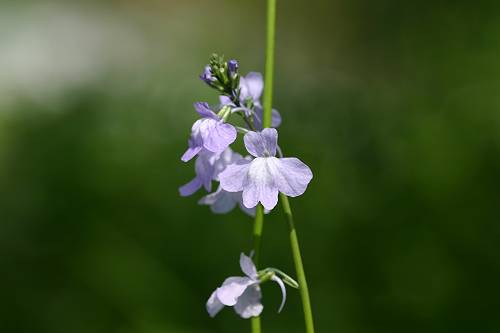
[0, 4, 148, 106]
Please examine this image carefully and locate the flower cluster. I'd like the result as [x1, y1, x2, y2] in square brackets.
[180, 54, 313, 318]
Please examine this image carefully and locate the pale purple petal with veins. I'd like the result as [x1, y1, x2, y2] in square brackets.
[216, 277, 254, 306]
[241, 72, 263, 102]
[241, 157, 280, 210]
[198, 186, 238, 214]
[243, 128, 278, 157]
[239, 200, 258, 216]
[273, 157, 313, 197]
[218, 159, 251, 192]
[239, 253, 258, 279]
[233, 285, 263, 319]
[200, 118, 237, 154]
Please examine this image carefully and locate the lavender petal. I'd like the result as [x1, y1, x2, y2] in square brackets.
[181, 145, 202, 162]
[194, 102, 218, 119]
[198, 186, 238, 214]
[242, 157, 279, 210]
[219, 159, 252, 192]
[233, 284, 263, 319]
[242, 72, 264, 102]
[200, 119, 237, 154]
[216, 276, 253, 306]
[274, 157, 313, 197]
[206, 290, 225, 318]
[243, 128, 278, 158]
[239, 253, 258, 279]
[178, 177, 202, 197]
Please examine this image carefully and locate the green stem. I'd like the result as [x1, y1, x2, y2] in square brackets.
[252, 204, 265, 266]
[251, 317, 262, 333]
[280, 194, 315, 333]
[263, 0, 277, 128]
[260, 0, 316, 330]
[251, 204, 264, 333]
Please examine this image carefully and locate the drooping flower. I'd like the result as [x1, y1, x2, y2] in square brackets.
[179, 148, 241, 197]
[206, 253, 287, 319]
[181, 102, 237, 162]
[219, 128, 313, 210]
[220, 72, 281, 129]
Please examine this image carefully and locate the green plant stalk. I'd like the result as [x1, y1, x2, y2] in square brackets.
[261, 1, 316, 330]
[251, 204, 264, 333]
[262, 0, 277, 128]
[280, 194, 315, 333]
[251, 311, 262, 333]
[252, 205, 265, 264]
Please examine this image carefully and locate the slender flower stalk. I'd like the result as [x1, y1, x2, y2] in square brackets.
[263, 0, 277, 129]
[252, 205, 265, 264]
[260, 0, 316, 332]
[280, 194, 315, 333]
[251, 204, 264, 333]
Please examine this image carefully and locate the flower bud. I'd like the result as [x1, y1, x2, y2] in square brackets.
[228, 59, 239, 76]
[200, 65, 215, 85]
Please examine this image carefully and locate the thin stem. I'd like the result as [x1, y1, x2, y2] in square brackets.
[251, 317, 262, 333]
[280, 194, 315, 333]
[251, 204, 264, 333]
[263, 0, 277, 128]
[252, 204, 265, 266]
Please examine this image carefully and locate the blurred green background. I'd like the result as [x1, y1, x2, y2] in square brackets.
[1, 0, 499, 332]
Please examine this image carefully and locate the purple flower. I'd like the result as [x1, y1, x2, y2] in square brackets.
[200, 65, 215, 84]
[219, 128, 313, 210]
[181, 102, 237, 162]
[220, 72, 281, 130]
[206, 253, 286, 319]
